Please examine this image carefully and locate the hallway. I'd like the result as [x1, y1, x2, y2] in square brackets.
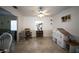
[15, 37, 68, 53]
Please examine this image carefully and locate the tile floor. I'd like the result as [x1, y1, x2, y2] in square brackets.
[15, 37, 68, 53]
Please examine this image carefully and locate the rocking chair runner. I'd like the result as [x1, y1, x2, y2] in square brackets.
[0, 32, 13, 53]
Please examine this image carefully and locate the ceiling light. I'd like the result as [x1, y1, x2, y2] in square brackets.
[38, 13, 44, 17]
[36, 7, 49, 17]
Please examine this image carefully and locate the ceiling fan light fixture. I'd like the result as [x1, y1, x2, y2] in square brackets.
[38, 13, 44, 17]
[39, 10, 42, 13]
[37, 7, 49, 17]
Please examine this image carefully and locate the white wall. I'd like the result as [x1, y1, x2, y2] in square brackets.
[17, 16, 24, 41]
[21, 16, 53, 37]
[52, 7, 79, 41]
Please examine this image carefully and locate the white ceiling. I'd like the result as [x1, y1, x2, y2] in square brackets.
[16, 6, 71, 16]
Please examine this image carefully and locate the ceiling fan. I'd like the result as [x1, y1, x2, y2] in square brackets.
[35, 7, 50, 17]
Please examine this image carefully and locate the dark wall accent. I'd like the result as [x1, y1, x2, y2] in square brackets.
[0, 8, 17, 30]
[0, 8, 17, 41]
[0, 8, 16, 16]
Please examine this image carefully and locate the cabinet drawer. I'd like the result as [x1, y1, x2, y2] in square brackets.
[36, 31, 43, 37]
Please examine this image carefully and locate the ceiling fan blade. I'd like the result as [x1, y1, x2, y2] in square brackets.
[35, 10, 47, 13]
[42, 10, 47, 13]
[43, 13, 50, 15]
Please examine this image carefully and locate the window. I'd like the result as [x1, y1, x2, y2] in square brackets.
[11, 20, 17, 31]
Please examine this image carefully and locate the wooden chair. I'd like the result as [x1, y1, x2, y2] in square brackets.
[0, 32, 13, 53]
[24, 28, 32, 39]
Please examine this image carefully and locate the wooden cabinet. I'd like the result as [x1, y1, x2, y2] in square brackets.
[36, 31, 43, 37]
[53, 28, 71, 48]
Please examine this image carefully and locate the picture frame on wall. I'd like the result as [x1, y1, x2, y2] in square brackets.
[61, 17, 64, 20]
[62, 16, 67, 22]
[61, 14, 71, 22]
[67, 15, 71, 19]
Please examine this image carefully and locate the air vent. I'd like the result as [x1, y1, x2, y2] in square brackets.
[12, 6, 18, 9]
